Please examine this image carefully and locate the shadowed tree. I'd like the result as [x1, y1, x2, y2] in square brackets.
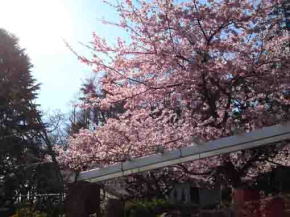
[0, 28, 44, 210]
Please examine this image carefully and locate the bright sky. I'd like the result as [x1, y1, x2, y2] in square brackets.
[0, 0, 121, 113]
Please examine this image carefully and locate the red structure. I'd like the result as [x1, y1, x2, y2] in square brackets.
[233, 189, 288, 217]
[233, 189, 261, 217]
[263, 197, 285, 217]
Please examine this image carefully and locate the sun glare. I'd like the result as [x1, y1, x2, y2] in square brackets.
[0, 0, 73, 55]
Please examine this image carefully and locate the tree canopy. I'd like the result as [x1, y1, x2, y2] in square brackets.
[0, 28, 44, 209]
[57, 0, 290, 188]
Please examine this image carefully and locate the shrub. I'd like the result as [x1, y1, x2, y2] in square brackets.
[10, 207, 47, 217]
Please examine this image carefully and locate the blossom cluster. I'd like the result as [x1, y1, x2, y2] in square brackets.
[56, 0, 290, 184]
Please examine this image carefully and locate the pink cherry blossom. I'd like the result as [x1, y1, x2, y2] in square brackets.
[56, 0, 290, 186]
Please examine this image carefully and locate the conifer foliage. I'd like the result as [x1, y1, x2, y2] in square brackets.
[0, 29, 44, 209]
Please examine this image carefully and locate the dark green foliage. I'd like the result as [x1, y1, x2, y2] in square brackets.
[0, 28, 44, 210]
[124, 199, 198, 217]
[125, 199, 172, 217]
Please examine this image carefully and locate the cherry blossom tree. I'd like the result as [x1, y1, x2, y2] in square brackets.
[57, 0, 290, 189]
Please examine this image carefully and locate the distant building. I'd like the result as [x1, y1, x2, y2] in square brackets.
[169, 183, 221, 208]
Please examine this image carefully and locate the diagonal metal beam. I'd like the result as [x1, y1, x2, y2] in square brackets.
[75, 122, 290, 183]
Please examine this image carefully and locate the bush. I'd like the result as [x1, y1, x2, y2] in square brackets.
[10, 207, 47, 217]
[125, 199, 173, 217]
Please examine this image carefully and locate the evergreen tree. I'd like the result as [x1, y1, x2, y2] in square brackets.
[0, 29, 44, 210]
